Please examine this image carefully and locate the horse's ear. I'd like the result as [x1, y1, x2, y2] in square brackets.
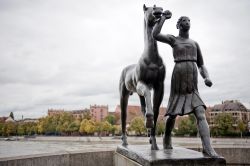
[143, 4, 147, 11]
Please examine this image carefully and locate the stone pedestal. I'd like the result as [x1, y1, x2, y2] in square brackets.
[115, 145, 226, 166]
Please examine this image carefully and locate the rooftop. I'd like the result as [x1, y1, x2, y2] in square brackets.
[212, 100, 248, 112]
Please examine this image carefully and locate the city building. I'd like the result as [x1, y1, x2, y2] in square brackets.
[207, 100, 250, 127]
[0, 117, 8, 123]
[90, 105, 109, 122]
[5, 116, 15, 123]
[48, 108, 89, 119]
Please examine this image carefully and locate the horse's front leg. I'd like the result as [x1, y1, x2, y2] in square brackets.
[120, 82, 130, 146]
[150, 82, 164, 150]
[136, 81, 154, 129]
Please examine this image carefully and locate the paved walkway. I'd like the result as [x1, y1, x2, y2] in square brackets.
[0, 136, 249, 159]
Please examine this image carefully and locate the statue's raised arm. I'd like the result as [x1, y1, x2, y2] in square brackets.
[152, 10, 175, 47]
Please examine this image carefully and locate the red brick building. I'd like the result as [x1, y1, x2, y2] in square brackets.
[0, 117, 8, 123]
[90, 105, 109, 122]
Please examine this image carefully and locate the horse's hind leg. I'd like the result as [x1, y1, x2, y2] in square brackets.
[136, 81, 154, 129]
[120, 82, 130, 146]
[150, 83, 164, 150]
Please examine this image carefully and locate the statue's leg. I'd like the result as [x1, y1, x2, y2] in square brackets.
[139, 95, 146, 115]
[149, 83, 164, 150]
[136, 81, 153, 128]
[139, 96, 151, 138]
[194, 106, 219, 157]
[163, 115, 176, 149]
[120, 82, 130, 146]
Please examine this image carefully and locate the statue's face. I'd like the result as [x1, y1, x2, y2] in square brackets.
[180, 17, 191, 31]
[143, 5, 163, 26]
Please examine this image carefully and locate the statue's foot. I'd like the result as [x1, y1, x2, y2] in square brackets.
[163, 135, 173, 149]
[145, 115, 154, 129]
[121, 135, 128, 146]
[202, 147, 219, 158]
[150, 136, 159, 150]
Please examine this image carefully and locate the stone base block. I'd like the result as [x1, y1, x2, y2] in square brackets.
[115, 145, 226, 166]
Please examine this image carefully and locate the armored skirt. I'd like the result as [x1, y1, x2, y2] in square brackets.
[166, 61, 206, 116]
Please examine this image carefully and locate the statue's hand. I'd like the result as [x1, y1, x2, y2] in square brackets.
[205, 78, 213, 87]
[163, 10, 172, 19]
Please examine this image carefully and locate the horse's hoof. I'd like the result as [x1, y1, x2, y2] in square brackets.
[122, 142, 128, 146]
[163, 144, 173, 149]
[121, 135, 128, 146]
[151, 144, 159, 150]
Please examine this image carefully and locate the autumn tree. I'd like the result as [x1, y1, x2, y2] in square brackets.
[82, 111, 92, 120]
[128, 117, 146, 136]
[79, 119, 96, 135]
[3, 122, 17, 136]
[212, 113, 233, 136]
[67, 120, 81, 134]
[17, 123, 25, 135]
[0, 122, 4, 136]
[105, 115, 116, 125]
[175, 115, 197, 136]
[25, 122, 38, 135]
[85, 120, 96, 134]
[156, 120, 165, 136]
[101, 121, 112, 133]
[237, 120, 246, 138]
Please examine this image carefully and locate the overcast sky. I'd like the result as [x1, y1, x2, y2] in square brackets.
[0, 0, 250, 119]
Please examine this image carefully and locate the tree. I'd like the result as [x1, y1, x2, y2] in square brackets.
[9, 112, 14, 120]
[79, 119, 96, 135]
[17, 123, 25, 135]
[67, 120, 80, 134]
[56, 113, 74, 135]
[3, 122, 17, 136]
[105, 115, 116, 125]
[101, 121, 112, 132]
[79, 119, 88, 134]
[82, 111, 92, 120]
[175, 115, 197, 136]
[85, 120, 96, 134]
[0, 122, 4, 136]
[37, 115, 60, 135]
[213, 113, 233, 136]
[25, 122, 38, 135]
[113, 125, 121, 135]
[237, 120, 246, 138]
[156, 120, 165, 136]
[128, 117, 146, 136]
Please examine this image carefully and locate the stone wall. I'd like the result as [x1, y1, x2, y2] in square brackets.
[0, 151, 114, 166]
[0, 148, 249, 166]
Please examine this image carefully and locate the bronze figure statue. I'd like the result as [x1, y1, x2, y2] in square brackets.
[119, 5, 165, 150]
[152, 10, 219, 157]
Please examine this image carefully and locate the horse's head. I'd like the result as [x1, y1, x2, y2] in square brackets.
[143, 4, 163, 27]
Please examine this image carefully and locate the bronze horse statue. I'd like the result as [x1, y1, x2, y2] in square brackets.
[119, 4, 165, 150]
